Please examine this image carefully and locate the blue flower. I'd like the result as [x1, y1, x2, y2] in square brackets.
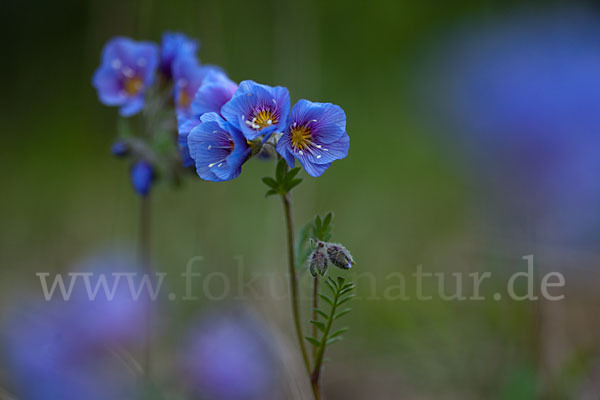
[221, 80, 290, 141]
[187, 113, 250, 181]
[177, 70, 238, 167]
[160, 32, 199, 78]
[431, 9, 600, 247]
[172, 55, 222, 116]
[92, 37, 158, 117]
[179, 311, 277, 400]
[276, 100, 349, 177]
[130, 161, 154, 196]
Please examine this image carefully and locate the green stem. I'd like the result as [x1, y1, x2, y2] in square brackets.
[312, 276, 319, 359]
[139, 195, 152, 378]
[281, 193, 317, 398]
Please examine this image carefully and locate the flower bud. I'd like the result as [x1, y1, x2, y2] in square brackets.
[326, 243, 354, 270]
[111, 141, 130, 158]
[308, 249, 328, 277]
[130, 161, 154, 196]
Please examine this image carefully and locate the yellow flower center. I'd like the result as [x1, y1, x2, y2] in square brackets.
[124, 76, 143, 96]
[178, 90, 192, 108]
[291, 125, 312, 150]
[247, 110, 277, 130]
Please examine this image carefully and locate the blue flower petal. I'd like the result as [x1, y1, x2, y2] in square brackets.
[191, 70, 238, 116]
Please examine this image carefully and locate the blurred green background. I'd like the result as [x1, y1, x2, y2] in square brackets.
[2, 0, 600, 399]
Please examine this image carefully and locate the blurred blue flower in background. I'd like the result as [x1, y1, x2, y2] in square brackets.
[277, 100, 349, 177]
[130, 160, 154, 196]
[160, 31, 199, 78]
[187, 113, 250, 181]
[177, 70, 238, 167]
[430, 9, 600, 247]
[1, 250, 146, 399]
[92, 37, 158, 117]
[179, 310, 278, 400]
[172, 55, 221, 116]
[222, 80, 290, 141]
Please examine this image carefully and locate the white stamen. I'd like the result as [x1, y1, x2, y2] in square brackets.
[299, 151, 303, 155]
[312, 119, 318, 122]
[208, 162, 217, 167]
[218, 163, 223, 167]
[111, 59, 122, 69]
[208, 145, 212, 150]
[315, 144, 322, 149]
[316, 155, 322, 159]
[123, 67, 135, 77]
[267, 119, 272, 125]
[272, 99, 277, 105]
[292, 122, 297, 127]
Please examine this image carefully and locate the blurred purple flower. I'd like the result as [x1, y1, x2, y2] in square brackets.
[1, 250, 147, 399]
[172, 55, 222, 116]
[179, 310, 278, 400]
[430, 9, 600, 246]
[92, 37, 158, 117]
[160, 31, 199, 78]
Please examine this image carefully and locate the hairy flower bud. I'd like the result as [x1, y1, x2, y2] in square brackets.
[308, 249, 328, 277]
[326, 243, 354, 270]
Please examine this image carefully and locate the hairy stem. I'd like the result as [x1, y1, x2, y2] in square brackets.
[312, 276, 319, 359]
[281, 193, 317, 398]
[139, 195, 152, 378]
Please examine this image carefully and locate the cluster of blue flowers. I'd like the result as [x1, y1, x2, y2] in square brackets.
[92, 32, 350, 191]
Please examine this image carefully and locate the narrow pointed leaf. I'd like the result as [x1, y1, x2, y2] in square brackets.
[337, 294, 356, 306]
[326, 336, 343, 345]
[310, 320, 326, 332]
[318, 293, 333, 305]
[305, 336, 321, 347]
[314, 309, 328, 319]
[334, 308, 352, 320]
[262, 177, 278, 188]
[329, 327, 349, 338]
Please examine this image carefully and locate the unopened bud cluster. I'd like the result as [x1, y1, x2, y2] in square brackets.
[308, 240, 354, 277]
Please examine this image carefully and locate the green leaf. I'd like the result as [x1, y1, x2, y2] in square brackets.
[315, 215, 322, 231]
[262, 177, 278, 188]
[305, 336, 321, 347]
[265, 189, 278, 197]
[337, 276, 346, 288]
[318, 293, 334, 305]
[276, 159, 286, 181]
[314, 309, 328, 319]
[334, 308, 352, 320]
[323, 212, 333, 228]
[310, 320, 326, 332]
[339, 286, 355, 296]
[285, 167, 301, 182]
[286, 178, 303, 191]
[326, 336, 343, 345]
[325, 279, 337, 294]
[327, 276, 339, 289]
[337, 294, 356, 306]
[329, 327, 349, 338]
